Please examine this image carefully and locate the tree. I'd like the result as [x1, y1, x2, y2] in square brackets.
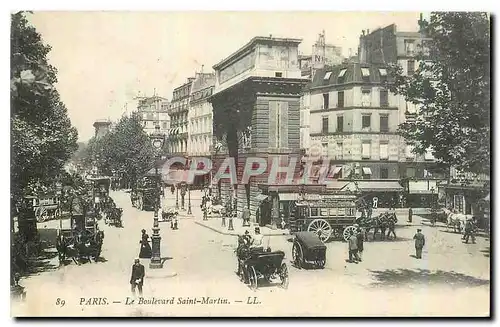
[387, 12, 490, 175]
[81, 114, 156, 188]
[11, 12, 78, 200]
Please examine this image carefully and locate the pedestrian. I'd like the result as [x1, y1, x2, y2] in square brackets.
[355, 224, 364, 262]
[130, 258, 145, 296]
[348, 231, 359, 263]
[413, 228, 425, 259]
[464, 218, 476, 244]
[139, 229, 152, 259]
[408, 207, 413, 223]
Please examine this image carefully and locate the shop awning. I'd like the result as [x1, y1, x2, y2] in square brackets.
[357, 181, 403, 192]
[325, 181, 349, 190]
[362, 167, 372, 175]
[330, 166, 342, 175]
[279, 193, 299, 201]
[255, 194, 268, 201]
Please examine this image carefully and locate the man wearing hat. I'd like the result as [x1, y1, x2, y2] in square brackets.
[413, 229, 425, 259]
[250, 227, 264, 249]
[130, 258, 145, 296]
[355, 224, 364, 262]
[463, 218, 476, 244]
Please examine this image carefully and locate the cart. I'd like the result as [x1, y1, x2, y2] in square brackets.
[292, 231, 327, 269]
[289, 193, 359, 242]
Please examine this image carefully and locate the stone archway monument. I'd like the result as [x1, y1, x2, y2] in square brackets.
[209, 36, 308, 227]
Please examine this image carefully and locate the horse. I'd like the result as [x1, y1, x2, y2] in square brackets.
[444, 208, 464, 233]
[205, 199, 224, 216]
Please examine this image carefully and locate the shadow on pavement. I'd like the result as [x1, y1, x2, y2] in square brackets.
[23, 250, 59, 275]
[161, 257, 173, 264]
[480, 247, 490, 258]
[368, 268, 490, 288]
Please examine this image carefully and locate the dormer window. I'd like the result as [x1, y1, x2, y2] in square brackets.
[361, 68, 370, 77]
[324, 72, 332, 80]
[337, 69, 347, 83]
[379, 68, 387, 77]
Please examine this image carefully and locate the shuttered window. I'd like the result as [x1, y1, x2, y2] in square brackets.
[362, 142, 371, 159]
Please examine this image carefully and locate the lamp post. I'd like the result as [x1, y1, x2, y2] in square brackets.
[149, 127, 165, 269]
[176, 185, 179, 209]
[55, 179, 63, 230]
[187, 184, 192, 215]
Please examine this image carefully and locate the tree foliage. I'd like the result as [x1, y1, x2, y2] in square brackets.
[80, 114, 156, 187]
[11, 12, 78, 199]
[387, 12, 490, 175]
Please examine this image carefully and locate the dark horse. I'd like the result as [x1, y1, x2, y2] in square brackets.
[56, 230, 104, 265]
[358, 212, 398, 241]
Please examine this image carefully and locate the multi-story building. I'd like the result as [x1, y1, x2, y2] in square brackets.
[311, 30, 343, 71]
[168, 78, 194, 155]
[209, 36, 308, 226]
[306, 23, 443, 208]
[136, 95, 170, 135]
[187, 72, 215, 186]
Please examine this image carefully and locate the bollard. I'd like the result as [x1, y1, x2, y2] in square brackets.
[221, 216, 226, 227]
[408, 208, 413, 223]
[228, 217, 234, 231]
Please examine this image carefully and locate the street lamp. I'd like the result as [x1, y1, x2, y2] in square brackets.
[149, 126, 165, 269]
[55, 179, 63, 230]
[187, 157, 192, 215]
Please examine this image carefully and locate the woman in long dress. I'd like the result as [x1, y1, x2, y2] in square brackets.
[139, 229, 152, 259]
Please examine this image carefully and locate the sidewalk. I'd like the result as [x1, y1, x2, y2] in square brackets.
[194, 217, 289, 237]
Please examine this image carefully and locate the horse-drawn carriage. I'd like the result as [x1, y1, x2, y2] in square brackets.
[105, 207, 123, 227]
[88, 176, 111, 217]
[235, 235, 289, 290]
[353, 210, 398, 241]
[131, 176, 159, 211]
[201, 194, 225, 216]
[289, 193, 359, 242]
[56, 196, 104, 265]
[292, 231, 327, 269]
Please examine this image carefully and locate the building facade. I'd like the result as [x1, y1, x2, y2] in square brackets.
[136, 96, 170, 135]
[168, 78, 194, 155]
[93, 119, 111, 139]
[188, 72, 215, 187]
[209, 36, 307, 227]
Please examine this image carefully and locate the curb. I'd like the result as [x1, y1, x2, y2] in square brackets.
[193, 220, 289, 237]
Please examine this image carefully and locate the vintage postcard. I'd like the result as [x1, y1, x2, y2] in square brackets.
[10, 11, 490, 317]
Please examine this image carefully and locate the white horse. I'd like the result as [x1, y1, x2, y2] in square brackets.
[205, 199, 224, 216]
[443, 209, 466, 233]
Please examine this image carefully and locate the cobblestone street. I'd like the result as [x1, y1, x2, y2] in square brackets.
[12, 190, 490, 317]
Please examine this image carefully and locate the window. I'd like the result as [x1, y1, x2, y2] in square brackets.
[337, 116, 344, 132]
[406, 167, 416, 178]
[324, 71, 332, 80]
[361, 68, 370, 77]
[380, 167, 389, 179]
[407, 60, 415, 76]
[361, 90, 371, 107]
[362, 167, 372, 179]
[380, 115, 389, 132]
[322, 142, 328, 156]
[275, 72, 282, 77]
[338, 69, 347, 83]
[337, 91, 344, 108]
[336, 142, 343, 160]
[405, 40, 415, 56]
[162, 121, 168, 129]
[332, 166, 342, 179]
[379, 68, 387, 77]
[379, 143, 389, 160]
[380, 89, 389, 107]
[362, 142, 371, 159]
[323, 93, 329, 109]
[322, 117, 329, 134]
[362, 115, 371, 130]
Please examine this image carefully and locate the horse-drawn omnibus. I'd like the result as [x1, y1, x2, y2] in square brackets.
[32, 192, 61, 223]
[56, 195, 104, 265]
[132, 176, 159, 211]
[289, 193, 359, 242]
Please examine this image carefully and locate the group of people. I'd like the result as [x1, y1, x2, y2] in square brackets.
[347, 225, 427, 262]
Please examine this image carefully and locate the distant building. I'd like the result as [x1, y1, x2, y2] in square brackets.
[168, 78, 194, 155]
[136, 95, 170, 135]
[93, 119, 111, 139]
[311, 31, 343, 71]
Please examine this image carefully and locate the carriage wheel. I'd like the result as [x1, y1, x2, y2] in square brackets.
[315, 257, 326, 269]
[248, 266, 258, 290]
[279, 263, 289, 289]
[307, 219, 333, 243]
[36, 207, 48, 223]
[292, 242, 303, 268]
[343, 226, 357, 242]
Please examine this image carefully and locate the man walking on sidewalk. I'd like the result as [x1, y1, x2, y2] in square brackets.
[413, 229, 425, 259]
[348, 231, 360, 263]
[130, 259, 145, 296]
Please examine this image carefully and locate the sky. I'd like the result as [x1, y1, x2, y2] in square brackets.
[28, 11, 422, 142]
